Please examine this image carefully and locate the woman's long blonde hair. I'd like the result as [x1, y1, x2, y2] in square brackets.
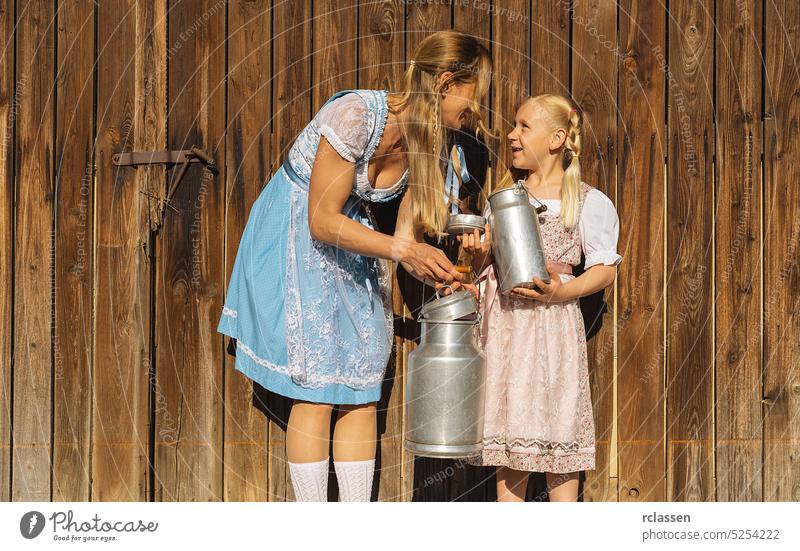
[391, 31, 493, 237]
[496, 94, 583, 229]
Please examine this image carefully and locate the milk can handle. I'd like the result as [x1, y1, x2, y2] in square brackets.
[416, 311, 483, 324]
[434, 284, 454, 300]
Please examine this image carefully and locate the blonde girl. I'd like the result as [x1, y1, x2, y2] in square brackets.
[460, 94, 622, 502]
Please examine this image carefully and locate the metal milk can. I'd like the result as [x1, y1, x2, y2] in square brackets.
[487, 179, 550, 294]
[404, 289, 486, 458]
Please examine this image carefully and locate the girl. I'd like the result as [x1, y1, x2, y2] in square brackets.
[217, 31, 492, 501]
[460, 94, 622, 502]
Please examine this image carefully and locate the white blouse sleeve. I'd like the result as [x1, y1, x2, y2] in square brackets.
[579, 188, 623, 269]
[314, 93, 370, 163]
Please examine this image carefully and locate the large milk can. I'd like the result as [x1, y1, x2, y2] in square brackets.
[487, 179, 551, 294]
[404, 290, 486, 458]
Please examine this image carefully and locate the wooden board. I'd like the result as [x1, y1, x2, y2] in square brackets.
[0, 0, 15, 502]
[404, 1, 452, 502]
[12, 0, 55, 502]
[223, 0, 272, 502]
[491, 0, 529, 189]
[616, 0, 666, 502]
[571, 0, 619, 502]
[92, 0, 161, 501]
[359, 0, 405, 93]
[313, 0, 358, 111]
[714, 0, 763, 502]
[53, 0, 96, 501]
[666, 0, 715, 501]
[531, 0, 570, 95]
[763, 0, 800, 502]
[268, 0, 312, 502]
[450, 0, 492, 503]
[313, 0, 359, 501]
[359, 0, 410, 502]
[155, 0, 226, 501]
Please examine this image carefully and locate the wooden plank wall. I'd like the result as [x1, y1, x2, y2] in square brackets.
[0, 0, 798, 502]
[572, 0, 618, 502]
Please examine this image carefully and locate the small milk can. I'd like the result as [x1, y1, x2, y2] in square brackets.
[404, 290, 486, 458]
[487, 179, 550, 294]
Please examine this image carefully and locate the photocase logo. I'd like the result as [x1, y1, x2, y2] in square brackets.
[20, 511, 45, 539]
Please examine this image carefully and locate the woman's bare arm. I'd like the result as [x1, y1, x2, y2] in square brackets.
[308, 136, 461, 283]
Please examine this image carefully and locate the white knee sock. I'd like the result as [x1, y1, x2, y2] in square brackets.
[288, 457, 329, 502]
[334, 458, 375, 502]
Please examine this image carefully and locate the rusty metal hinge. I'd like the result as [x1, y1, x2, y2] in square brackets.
[113, 145, 219, 230]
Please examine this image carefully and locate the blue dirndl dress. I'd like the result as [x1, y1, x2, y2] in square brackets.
[216, 89, 408, 405]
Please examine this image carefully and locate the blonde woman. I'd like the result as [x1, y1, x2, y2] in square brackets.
[217, 31, 492, 501]
[461, 94, 622, 501]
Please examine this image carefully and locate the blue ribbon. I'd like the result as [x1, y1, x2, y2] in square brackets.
[443, 144, 471, 214]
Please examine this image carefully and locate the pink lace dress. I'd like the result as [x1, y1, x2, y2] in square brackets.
[466, 181, 622, 473]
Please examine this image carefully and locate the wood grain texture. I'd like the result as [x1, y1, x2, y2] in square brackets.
[0, 0, 15, 503]
[269, 0, 312, 502]
[4, 0, 799, 504]
[313, 0, 358, 111]
[491, 0, 529, 189]
[156, 0, 225, 501]
[453, 0, 489, 41]
[715, 0, 763, 502]
[403, 0, 452, 502]
[359, 0, 412, 502]
[359, 0, 404, 93]
[12, 0, 55, 502]
[763, 0, 800, 502]
[449, 0, 492, 503]
[571, 0, 619, 502]
[666, 0, 715, 502]
[92, 0, 158, 501]
[223, 0, 271, 502]
[53, 0, 95, 502]
[616, 0, 666, 502]
[531, 0, 570, 95]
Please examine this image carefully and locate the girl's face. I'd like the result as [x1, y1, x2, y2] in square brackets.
[439, 76, 477, 129]
[507, 100, 566, 171]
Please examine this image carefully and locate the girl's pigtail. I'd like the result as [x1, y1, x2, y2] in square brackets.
[560, 106, 582, 229]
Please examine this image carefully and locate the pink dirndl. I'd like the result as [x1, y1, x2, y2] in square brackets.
[466, 182, 596, 473]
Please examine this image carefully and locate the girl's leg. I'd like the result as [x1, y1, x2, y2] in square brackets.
[495, 466, 530, 502]
[332, 403, 377, 501]
[545, 471, 580, 502]
[286, 400, 334, 501]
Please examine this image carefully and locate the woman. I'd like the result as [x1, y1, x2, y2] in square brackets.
[216, 31, 492, 501]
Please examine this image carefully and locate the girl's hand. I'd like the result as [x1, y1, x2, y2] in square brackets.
[510, 263, 564, 303]
[456, 223, 492, 257]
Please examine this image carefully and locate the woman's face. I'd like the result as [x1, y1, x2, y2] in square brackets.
[439, 75, 477, 129]
[507, 100, 566, 171]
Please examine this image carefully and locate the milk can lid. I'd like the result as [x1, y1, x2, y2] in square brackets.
[419, 287, 479, 321]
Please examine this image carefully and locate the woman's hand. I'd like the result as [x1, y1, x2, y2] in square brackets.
[435, 280, 480, 301]
[510, 263, 565, 303]
[400, 240, 463, 285]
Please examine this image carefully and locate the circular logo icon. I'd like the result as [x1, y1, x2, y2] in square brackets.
[20, 511, 45, 539]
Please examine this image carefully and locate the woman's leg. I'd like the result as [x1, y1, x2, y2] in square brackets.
[545, 471, 580, 502]
[495, 466, 530, 502]
[286, 400, 334, 501]
[332, 403, 377, 501]
[287, 400, 334, 462]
